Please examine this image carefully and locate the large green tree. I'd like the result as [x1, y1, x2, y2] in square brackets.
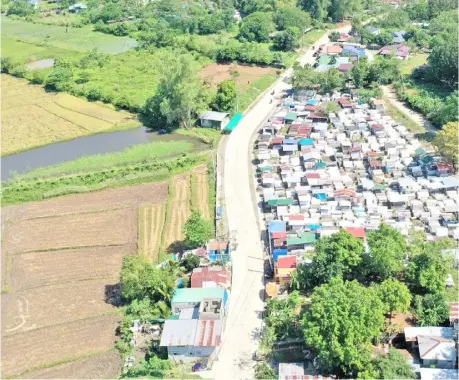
[427, 29, 458, 88]
[406, 241, 453, 294]
[428, 0, 458, 18]
[120, 255, 176, 304]
[359, 348, 416, 379]
[213, 79, 237, 113]
[375, 279, 412, 319]
[274, 7, 311, 31]
[433, 122, 459, 166]
[363, 223, 406, 280]
[183, 211, 213, 248]
[7, 0, 34, 16]
[273, 27, 300, 51]
[238, 12, 275, 42]
[414, 292, 450, 326]
[298, 0, 330, 20]
[303, 277, 385, 375]
[141, 54, 210, 130]
[311, 229, 365, 285]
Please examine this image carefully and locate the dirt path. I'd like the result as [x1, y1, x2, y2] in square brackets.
[382, 85, 437, 133]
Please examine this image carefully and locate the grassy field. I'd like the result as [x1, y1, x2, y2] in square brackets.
[301, 29, 326, 46]
[20, 139, 202, 179]
[2, 75, 140, 155]
[400, 53, 428, 76]
[384, 100, 424, 133]
[1, 17, 137, 54]
[2, 35, 81, 63]
[239, 74, 278, 112]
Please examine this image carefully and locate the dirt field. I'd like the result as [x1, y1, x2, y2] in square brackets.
[192, 165, 211, 220]
[137, 203, 166, 261]
[199, 63, 278, 92]
[1, 181, 168, 378]
[164, 175, 192, 249]
[21, 351, 122, 379]
[1, 74, 139, 156]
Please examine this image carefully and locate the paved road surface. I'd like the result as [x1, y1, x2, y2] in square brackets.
[206, 25, 351, 380]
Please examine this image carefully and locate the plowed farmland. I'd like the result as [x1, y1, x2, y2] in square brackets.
[164, 175, 192, 249]
[1, 181, 168, 378]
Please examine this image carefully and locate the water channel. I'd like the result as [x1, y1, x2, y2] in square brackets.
[1, 127, 207, 181]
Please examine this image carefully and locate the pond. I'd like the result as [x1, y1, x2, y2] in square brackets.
[1, 127, 207, 181]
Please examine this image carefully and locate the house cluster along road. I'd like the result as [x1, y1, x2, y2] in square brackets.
[207, 26, 351, 379]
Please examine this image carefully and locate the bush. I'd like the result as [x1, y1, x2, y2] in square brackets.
[183, 211, 213, 248]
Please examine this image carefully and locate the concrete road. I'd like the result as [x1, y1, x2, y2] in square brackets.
[206, 25, 352, 380]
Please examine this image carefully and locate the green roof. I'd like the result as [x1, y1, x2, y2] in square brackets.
[415, 148, 425, 156]
[224, 113, 243, 132]
[267, 198, 294, 206]
[374, 185, 387, 190]
[258, 166, 273, 172]
[285, 112, 297, 121]
[171, 288, 225, 304]
[287, 232, 317, 245]
[318, 55, 332, 65]
[315, 161, 327, 168]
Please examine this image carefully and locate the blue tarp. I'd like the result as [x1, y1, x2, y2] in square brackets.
[284, 138, 297, 144]
[307, 99, 318, 105]
[307, 224, 321, 230]
[217, 206, 223, 216]
[299, 138, 314, 146]
[223, 290, 229, 308]
[208, 254, 230, 262]
[315, 193, 327, 201]
[273, 249, 288, 261]
[268, 220, 287, 233]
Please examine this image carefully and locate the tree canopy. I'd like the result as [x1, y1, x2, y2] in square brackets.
[359, 348, 416, 379]
[433, 122, 459, 166]
[303, 277, 385, 375]
[375, 279, 412, 318]
[213, 79, 237, 113]
[238, 12, 275, 43]
[274, 7, 311, 31]
[183, 211, 213, 248]
[273, 27, 300, 51]
[141, 54, 210, 130]
[414, 292, 450, 326]
[363, 223, 406, 280]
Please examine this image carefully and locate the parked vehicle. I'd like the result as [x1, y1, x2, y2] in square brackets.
[192, 362, 207, 372]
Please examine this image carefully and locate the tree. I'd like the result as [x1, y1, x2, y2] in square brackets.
[120, 255, 176, 304]
[329, 0, 363, 22]
[298, 0, 330, 20]
[351, 58, 370, 88]
[265, 291, 304, 340]
[213, 79, 237, 113]
[273, 27, 300, 51]
[1, 57, 18, 74]
[428, 0, 458, 18]
[181, 254, 201, 272]
[120, 356, 173, 378]
[238, 12, 275, 43]
[329, 31, 341, 42]
[310, 230, 365, 286]
[183, 211, 213, 248]
[363, 223, 406, 280]
[254, 363, 277, 379]
[406, 241, 453, 294]
[376, 279, 412, 320]
[321, 101, 340, 114]
[274, 7, 311, 31]
[427, 29, 458, 88]
[360, 348, 416, 379]
[406, 0, 429, 21]
[433, 122, 459, 166]
[7, 0, 34, 16]
[44, 67, 73, 91]
[303, 277, 385, 375]
[141, 54, 210, 130]
[414, 293, 450, 326]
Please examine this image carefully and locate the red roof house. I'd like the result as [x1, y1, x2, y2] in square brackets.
[278, 255, 297, 269]
[345, 227, 366, 239]
[272, 231, 287, 239]
[191, 266, 231, 288]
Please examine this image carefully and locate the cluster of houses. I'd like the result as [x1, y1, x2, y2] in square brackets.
[158, 239, 231, 365]
[256, 89, 458, 287]
[314, 42, 366, 73]
[257, 91, 458, 378]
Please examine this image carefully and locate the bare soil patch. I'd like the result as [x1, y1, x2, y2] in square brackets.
[2, 314, 121, 378]
[21, 350, 121, 379]
[200, 63, 277, 92]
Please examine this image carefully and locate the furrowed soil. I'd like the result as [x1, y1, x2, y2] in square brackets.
[192, 165, 211, 220]
[137, 203, 166, 261]
[164, 175, 191, 248]
[1, 181, 168, 378]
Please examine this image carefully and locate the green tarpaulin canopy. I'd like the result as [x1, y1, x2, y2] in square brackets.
[224, 113, 243, 132]
[285, 112, 297, 121]
[267, 198, 294, 206]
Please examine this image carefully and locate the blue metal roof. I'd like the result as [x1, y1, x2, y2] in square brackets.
[307, 99, 318, 105]
[273, 249, 288, 261]
[299, 138, 314, 146]
[268, 220, 287, 233]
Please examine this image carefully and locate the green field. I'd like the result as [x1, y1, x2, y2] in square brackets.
[20, 138, 203, 179]
[400, 53, 428, 76]
[1, 17, 137, 54]
[239, 74, 278, 112]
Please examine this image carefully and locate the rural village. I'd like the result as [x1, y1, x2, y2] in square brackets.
[1, 0, 458, 379]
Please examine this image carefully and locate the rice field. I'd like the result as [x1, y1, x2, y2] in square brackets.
[1, 17, 137, 54]
[137, 204, 167, 262]
[191, 165, 211, 220]
[1, 75, 140, 156]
